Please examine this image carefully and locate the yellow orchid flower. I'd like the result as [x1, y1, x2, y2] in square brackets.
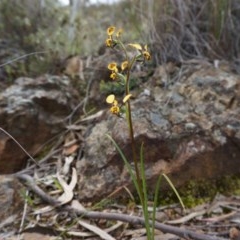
[143, 51, 151, 60]
[106, 95, 120, 115]
[107, 26, 115, 36]
[128, 43, 142, 51]
[110, 72, 117, 80]
[110, 105, 120, 115]
[105, 38, 113, 47]
[143, 45, 151, 60]
[108, 62, 118, 72]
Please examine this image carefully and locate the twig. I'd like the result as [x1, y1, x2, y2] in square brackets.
[17, 188, 29, 240]
[17, 174, 60, 205]
[167, 210, 206, 224]
[18, 161, 32, 237]
[0, 51, 48, 68]
[17, 174, 227, 240]
[67, 208, 227, 240]
[201, 211, 237, 223]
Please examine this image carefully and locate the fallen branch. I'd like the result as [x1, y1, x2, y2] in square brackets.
[18, 174, 227, 240]
[66, 207, 227, 240]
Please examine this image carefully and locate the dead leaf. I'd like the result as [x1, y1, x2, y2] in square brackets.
[78, 220, 115, 240]
[62, 156, 74, 175]
[63, 144, 79, 155]
[34, 168, 77, 214]
[167, 210, 206, 224]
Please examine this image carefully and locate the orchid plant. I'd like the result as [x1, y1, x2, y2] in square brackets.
[104, 26, 184, 240]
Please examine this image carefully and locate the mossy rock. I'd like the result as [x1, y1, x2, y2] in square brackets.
[158, 174, 240, 208]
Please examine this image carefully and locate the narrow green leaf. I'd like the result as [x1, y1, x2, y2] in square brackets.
[162, 173, 185, 211]
[106, 134, 141, 200]
[139, 143, 153, 240]
[152, 175, 162, 237]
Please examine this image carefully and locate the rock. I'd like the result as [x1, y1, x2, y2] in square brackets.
[77, 63, 240, 201]
[0, 75, 79, 174]
[0, 175, 24, 227]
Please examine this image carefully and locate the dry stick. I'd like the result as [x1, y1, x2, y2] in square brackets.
[17, 174, 227, 240]
[17, 174, 60, 205]
[0, 51, 48, 68]
[66, 208, 226, 240]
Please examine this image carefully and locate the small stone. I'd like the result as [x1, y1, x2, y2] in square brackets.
[185, 122, 197, 130]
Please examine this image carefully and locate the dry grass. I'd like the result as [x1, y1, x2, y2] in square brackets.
[0, 0, 239, 76]
[134, 0, 240, 70]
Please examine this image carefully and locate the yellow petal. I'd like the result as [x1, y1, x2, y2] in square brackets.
[121, 61, 128, 71]
[110, 105, 120, 115]
[128, 43, 142, 51]
[105, 38, 113, 47]
[107, 26, 115, 36]
[106, 94, 115, 104]
[110, 72, 117, 80]
[143, 51, 151, 60]
[113, 99, 118, 106]
[123, 94, 132, 103]
[108, 62, 117, 71]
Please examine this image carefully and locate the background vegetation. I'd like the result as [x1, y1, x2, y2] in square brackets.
[0, 0, 240, 80]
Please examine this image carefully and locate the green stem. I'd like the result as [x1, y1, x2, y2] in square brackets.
[126, 101, 143, 203]
[125, 58, 144, 204]
[118, 40, 129, 63]
[119, 39, 144, 204]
